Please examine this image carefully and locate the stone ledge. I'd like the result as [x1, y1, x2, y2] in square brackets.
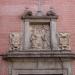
[2, 50, 75, 59]
[21, 16, 58, 20]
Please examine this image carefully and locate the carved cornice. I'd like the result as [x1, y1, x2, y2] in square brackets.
[21, 8, 58, 20]
[3, 50, 75, 60]
[21, 16, 58, 20]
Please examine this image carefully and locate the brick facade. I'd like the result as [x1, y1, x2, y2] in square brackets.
[0, 0, 75, 75]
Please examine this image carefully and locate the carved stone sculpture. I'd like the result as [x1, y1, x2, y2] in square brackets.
[21, 8, 33, 19]
[9, 32, 22, 50]
[58, 33, 70, 50]
[30, 24, 50, 49]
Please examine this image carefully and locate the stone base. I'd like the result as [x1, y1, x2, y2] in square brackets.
[2, 50, 75, 75]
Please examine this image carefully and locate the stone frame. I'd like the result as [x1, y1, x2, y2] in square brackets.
[8, 58, 72, 75]
[22, 16, 59, 50]
[2, 10, 75, 75]
[12, 69, 67, 75]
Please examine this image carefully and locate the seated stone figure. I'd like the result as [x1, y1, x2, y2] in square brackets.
[30, 24, 50, 49]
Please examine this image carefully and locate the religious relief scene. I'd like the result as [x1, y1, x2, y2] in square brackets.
[30, 23, 51, 49]
[1, 0, 75, 75]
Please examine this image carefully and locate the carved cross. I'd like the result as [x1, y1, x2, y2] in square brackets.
[36, 0, 43, 16]
[38, 0, 42, 11]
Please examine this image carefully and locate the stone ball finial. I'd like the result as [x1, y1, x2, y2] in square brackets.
[46, 7, 57, 17]
[25, 8, 32, 16]
[21, 8, 33, 19]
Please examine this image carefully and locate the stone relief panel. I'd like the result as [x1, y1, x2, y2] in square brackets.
[9, 32, 22, 50]
[30, 23, 51, 49]
[9, 32, 70, 50]
[58, 33, 70, 50]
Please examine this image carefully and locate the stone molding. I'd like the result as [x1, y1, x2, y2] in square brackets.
[3, 50, 75, 59]
[12, 69, 67, 75]
[21, 8, 58, 20]
[2, 9, 74, 75]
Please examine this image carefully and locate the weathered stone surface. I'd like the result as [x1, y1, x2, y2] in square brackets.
[4, 14, 74, 75]
[3, 50, 75, 59]
[7, 57, 70, 75]
[30, 24, 50, 49]
[58, 33, 70, 50]
[9, 32, 70, 51]
[9, 32, 22, 50]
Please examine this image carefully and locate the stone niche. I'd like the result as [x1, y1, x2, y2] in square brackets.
[3, 9, 75, 75]
[23, 20, 51, 50]
[20, 10, 59, 50]
[29, 22, 50, 49]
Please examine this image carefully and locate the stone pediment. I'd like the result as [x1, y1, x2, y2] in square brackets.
[3, 31, 75, 60]
[9, 32, 70, 51]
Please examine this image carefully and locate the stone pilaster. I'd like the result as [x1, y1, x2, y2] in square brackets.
[50, 18, 59, 50]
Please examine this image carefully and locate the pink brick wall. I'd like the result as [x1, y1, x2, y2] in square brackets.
[0, 0, 75, 75]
